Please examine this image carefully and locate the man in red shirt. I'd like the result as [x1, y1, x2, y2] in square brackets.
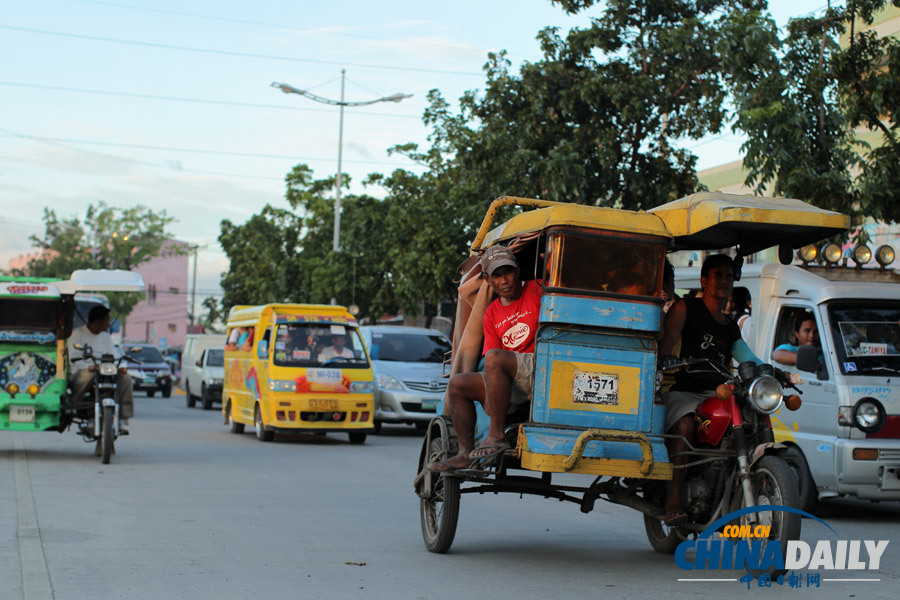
[428, 245, 542, 472]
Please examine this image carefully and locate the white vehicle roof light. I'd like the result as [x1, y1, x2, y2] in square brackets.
[851, 244, 871, 266]
[796, 244, 817, 265]
[875, 245, 895, 268]
[822, 242, 842, 265]
[748, 375, 783, 415]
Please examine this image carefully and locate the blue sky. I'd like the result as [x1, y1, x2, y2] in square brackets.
[0, 0, 829, 299]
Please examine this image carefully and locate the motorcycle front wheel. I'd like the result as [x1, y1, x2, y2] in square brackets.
[101, 405, 115, 464]
[739, 455, 801, 577]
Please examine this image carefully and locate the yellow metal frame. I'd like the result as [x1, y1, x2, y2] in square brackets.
[548, 361, 641, 415]
[471, 196, 671, 251]
[517, 426, 673, 480]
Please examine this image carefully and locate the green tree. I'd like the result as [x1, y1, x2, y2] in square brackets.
[16, 202, 178, 322]
[200, 296, 225, 334]
[724, 0, 900, 227]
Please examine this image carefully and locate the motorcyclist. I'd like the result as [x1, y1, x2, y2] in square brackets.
[67, 306, 134, 432]
[658, 254, 761, 526]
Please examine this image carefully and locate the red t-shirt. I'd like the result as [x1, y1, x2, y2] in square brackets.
[483, 279, 542, 355]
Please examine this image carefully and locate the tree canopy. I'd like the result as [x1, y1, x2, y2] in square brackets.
[15, 202, 178, 321]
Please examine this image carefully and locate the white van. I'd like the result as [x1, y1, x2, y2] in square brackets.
[181, 334, 225, 408]
[675, 246, 900, 511]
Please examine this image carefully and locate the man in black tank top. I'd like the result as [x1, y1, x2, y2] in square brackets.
[658, 254, 757, 526]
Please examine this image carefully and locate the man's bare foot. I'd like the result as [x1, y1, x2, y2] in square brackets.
[426, 453, 473, 472]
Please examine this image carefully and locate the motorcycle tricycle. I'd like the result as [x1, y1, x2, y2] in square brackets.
[0, 269, 144, 462]
[414, 193, 849, 576]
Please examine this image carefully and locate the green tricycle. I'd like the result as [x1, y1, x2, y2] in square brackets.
[0, 270, 144, 462]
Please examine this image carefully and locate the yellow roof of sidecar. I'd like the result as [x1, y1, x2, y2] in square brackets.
[474, 197, 671, 250]
[649, 191, 850, 254]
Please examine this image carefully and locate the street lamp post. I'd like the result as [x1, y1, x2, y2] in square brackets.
[272, 71, 412, 252]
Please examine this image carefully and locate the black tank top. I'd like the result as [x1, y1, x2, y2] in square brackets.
[673, 297, 741, 393]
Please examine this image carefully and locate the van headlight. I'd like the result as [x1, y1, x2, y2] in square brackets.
[268, 380, 297, 391]
[747, 375, 783, 414]
[350, 381, 373, 393]
[375, 374, 404, 391]
[853, 398, 886, 433]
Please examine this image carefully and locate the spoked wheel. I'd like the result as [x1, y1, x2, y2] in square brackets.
[643, 514, 684, 554]
[738, 455, 802, 577]
[419, 436, 460, 553]
[642, 482, 684, 554]
[101, 405, 115, 464]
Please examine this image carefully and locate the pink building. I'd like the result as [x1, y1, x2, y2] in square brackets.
[122, 240, 190, 350]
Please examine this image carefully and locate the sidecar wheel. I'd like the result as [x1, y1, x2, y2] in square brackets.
[643, 514, 683, 554]
[101, 405, 114, 464]
[740, 455, 802, 577]
[420, 436, 460, 553]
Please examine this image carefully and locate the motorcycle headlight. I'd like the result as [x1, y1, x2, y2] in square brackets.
[747, 375, 783, 415]
[100, 363, 117, 376]
[375, 373, 404, 391]
[349, 381, 373, 393]
[853, 398, 886, 434]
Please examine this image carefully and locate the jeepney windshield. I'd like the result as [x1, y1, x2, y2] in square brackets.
[0, 299, 59, 344]
[271, 323, 369, 368]
[828, 301, 900, 375]
[545, 231, 666, 298]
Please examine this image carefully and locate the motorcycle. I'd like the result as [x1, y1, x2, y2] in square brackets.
[641, 358, 803, 573]
[69, 344, 138, 464]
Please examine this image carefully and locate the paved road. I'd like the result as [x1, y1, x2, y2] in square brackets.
[3, 392, 899, 599]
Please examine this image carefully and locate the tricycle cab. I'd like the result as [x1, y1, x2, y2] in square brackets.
[447, 193, 850, 480]
[0, 270, 144, 433]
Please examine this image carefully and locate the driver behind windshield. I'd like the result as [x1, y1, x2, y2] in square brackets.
[317, 334, 355, 362]
[67, 306, 134, 432]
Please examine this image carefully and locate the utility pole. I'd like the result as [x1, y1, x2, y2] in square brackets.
[189, 245, 198, 328]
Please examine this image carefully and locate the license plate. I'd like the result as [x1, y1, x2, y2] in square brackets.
[309, 398, 339, 411]
[421, 398, 438, 410]
[10, 405, 35, 423]
[572, 371, 619, 406]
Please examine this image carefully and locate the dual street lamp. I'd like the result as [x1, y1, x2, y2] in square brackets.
[272, 70, 412, 252]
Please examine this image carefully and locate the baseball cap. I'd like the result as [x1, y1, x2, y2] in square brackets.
[481, 245, 517, 276]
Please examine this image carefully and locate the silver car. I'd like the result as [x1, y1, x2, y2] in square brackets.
[360, 325, 451, 431]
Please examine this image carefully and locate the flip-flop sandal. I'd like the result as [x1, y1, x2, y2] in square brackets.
[665, 511, 689, 527]
[469, 442, 511, 462]
[426, 459, 473, 473]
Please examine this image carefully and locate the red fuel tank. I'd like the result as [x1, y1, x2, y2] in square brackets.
[694, 394, 732, 446]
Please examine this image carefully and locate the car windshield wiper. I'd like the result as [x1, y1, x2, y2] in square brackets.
[862, 366, 900, 374]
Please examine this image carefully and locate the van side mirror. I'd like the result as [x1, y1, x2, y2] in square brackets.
[796, 345, 819, 374]
[196, 359, 202, 367]
[257, 339, 269, 358]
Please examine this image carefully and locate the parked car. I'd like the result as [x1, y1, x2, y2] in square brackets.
[124, 343, 174, 398]
[360, 325, 451, 432]
[185, 347, 224, 410]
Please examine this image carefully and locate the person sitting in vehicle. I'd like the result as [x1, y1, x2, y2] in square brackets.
[428, 245, 542, 472]
[772, 310, 820, 366]
[225, 327, 254, 352]
[317, 334, 354, 362]
[659, 254, 762, 526]
[67, 306, 134, 432]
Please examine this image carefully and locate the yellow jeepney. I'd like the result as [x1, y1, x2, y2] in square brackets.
[222, 304, 375, 444]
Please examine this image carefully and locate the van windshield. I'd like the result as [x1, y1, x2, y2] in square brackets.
[207, 349, 224, 367]
[272, 323, 369, 368]
[828, 301, 900, 375]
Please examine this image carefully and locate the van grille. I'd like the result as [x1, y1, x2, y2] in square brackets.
[405, 380, 447, 393]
